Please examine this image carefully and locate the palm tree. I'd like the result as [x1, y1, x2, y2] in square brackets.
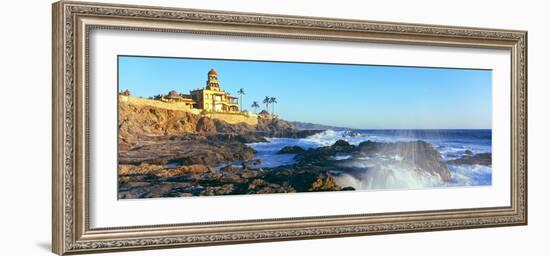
[251, 101, 260, 114]
[237, 88, 245, 111]
[263, 96, 271, 113]
[269, 97, 277, 115]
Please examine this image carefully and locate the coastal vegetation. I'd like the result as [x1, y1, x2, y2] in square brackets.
[251, 101, 260, 114]
[237, 88, 245, 111]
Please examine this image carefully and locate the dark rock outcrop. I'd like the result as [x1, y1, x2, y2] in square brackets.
[331, 140, 354, 151]
[356, 140, 451, 181]
[295, 140, 355, 167]
[278, 146, 306, 154]
[447, 153, 491, 166]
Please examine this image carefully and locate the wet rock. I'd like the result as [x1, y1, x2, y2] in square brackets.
[242, 159, 262, 169]
[447, 153, 491, 166]
[355, 140, 451, 181]
[291, 140, 451, 182]
[278, 146, 306, 154]
[295, 141, 356, 166]
[464, 149, 474, 156]
[331, 140, 354, 151]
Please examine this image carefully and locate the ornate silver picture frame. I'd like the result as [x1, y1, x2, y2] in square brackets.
[52, 1, 527, 255]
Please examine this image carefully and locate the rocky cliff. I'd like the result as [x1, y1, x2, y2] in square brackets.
[119, 102, 315, 141]
[118, 101, 319, 166]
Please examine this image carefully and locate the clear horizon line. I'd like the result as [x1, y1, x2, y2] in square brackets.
[289, 120, 491, 130]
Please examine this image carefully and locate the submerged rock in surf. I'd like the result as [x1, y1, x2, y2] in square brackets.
[446, 153, 491, 166]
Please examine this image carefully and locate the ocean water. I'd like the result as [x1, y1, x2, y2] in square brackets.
[247, 129, 492, 190]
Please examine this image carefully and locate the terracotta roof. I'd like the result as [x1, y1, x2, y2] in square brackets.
[208, 69, 217, 76]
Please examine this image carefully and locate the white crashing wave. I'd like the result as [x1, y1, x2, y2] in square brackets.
[248, 129, 492, 189]
[334, 159, 444, 190]
[300, 129, 372, 147]
[447, 164, 492, 186]
[333, 158, 492, 190]
[329, 154, 352, 161]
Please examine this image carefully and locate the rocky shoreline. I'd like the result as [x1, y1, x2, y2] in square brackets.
[118, 102, 491, 199]
[119, 135, 492, 199]
[118, 101, 325, 198]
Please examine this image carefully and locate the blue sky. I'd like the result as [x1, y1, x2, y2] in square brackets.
[118, 56, 492, 129]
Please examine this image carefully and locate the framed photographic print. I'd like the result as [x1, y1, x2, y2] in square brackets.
[52, 1, 527, 255]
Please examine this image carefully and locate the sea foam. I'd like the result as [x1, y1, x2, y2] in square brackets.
[248, 129, 492, 190]
[334, 157, 444, 190]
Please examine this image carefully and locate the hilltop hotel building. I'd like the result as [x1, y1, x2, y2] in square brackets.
[190, 69, 239, 112]
[159, 69, 240, 112]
